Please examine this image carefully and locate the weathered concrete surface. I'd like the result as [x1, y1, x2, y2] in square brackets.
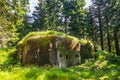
[12, 31, 94, 67]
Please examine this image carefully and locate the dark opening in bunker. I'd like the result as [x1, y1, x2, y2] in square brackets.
[66, 55, 68, 60]
[60, 54, 63, 57]
[76, 54, 79, 57]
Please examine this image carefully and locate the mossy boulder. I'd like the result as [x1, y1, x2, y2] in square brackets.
[14, 31, 94, 67]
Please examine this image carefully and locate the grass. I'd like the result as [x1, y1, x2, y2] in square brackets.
[0, 48, 120, 80]
[0, 48, 11, 64]
[18, 30, 91, 45]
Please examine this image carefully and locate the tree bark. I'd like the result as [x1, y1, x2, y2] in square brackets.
[107, 31, 111, 52]
[98, 5, 104, 50]
[114, 28, 120, 56]
[53, 0, 56, 29]
[64, 16, 67, 33]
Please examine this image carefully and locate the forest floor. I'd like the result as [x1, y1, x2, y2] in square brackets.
[0, 47, 120, 80]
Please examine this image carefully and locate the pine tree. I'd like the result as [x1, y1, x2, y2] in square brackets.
[0, 0, 29, 46]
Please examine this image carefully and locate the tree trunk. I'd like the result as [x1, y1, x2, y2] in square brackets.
[98, 5, 104, 50]
[114, 28, 120, 56]
[64, 16, 67, 33]
[107, 31, 111, 52]
[53, 0, 56, 29]
[82, 30, 85, 39]
[89, 7, 97, 51]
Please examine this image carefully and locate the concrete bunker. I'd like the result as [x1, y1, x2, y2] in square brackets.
[14, 31, 94, 67]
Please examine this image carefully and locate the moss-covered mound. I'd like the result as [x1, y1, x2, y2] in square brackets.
[14, 31, 94, 67]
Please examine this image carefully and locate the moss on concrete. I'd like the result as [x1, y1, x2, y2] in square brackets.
[15, 31, 94, 66]
[18, 31, 79, 46]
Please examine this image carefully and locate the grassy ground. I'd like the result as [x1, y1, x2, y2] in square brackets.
[0, 48, 120, 80]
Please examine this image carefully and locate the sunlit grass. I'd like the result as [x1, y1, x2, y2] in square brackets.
[0, 48, 120, 80]
[18, 30, 90, 46]
[0, 48, 10, 64]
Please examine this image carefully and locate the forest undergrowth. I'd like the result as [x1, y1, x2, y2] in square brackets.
[0, 47, 120, 80]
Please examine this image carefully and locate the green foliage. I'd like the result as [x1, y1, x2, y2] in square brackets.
[80, 42, 95, 62]
[32, 0, 61, 31]
[0, 47, 120, 80]
[88, 0, 120, 54]
[62, 0, 86, 37]
[18, 30, 94, 46]
[18, 31, 80, 45]
[0, 0, 120, 79]
[0, 48, 9, 64]
[31, 0, 87, 36]
[95, 51, 120, 65]
[0, 0, 29, 47]
[0, 47, 15, 64]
